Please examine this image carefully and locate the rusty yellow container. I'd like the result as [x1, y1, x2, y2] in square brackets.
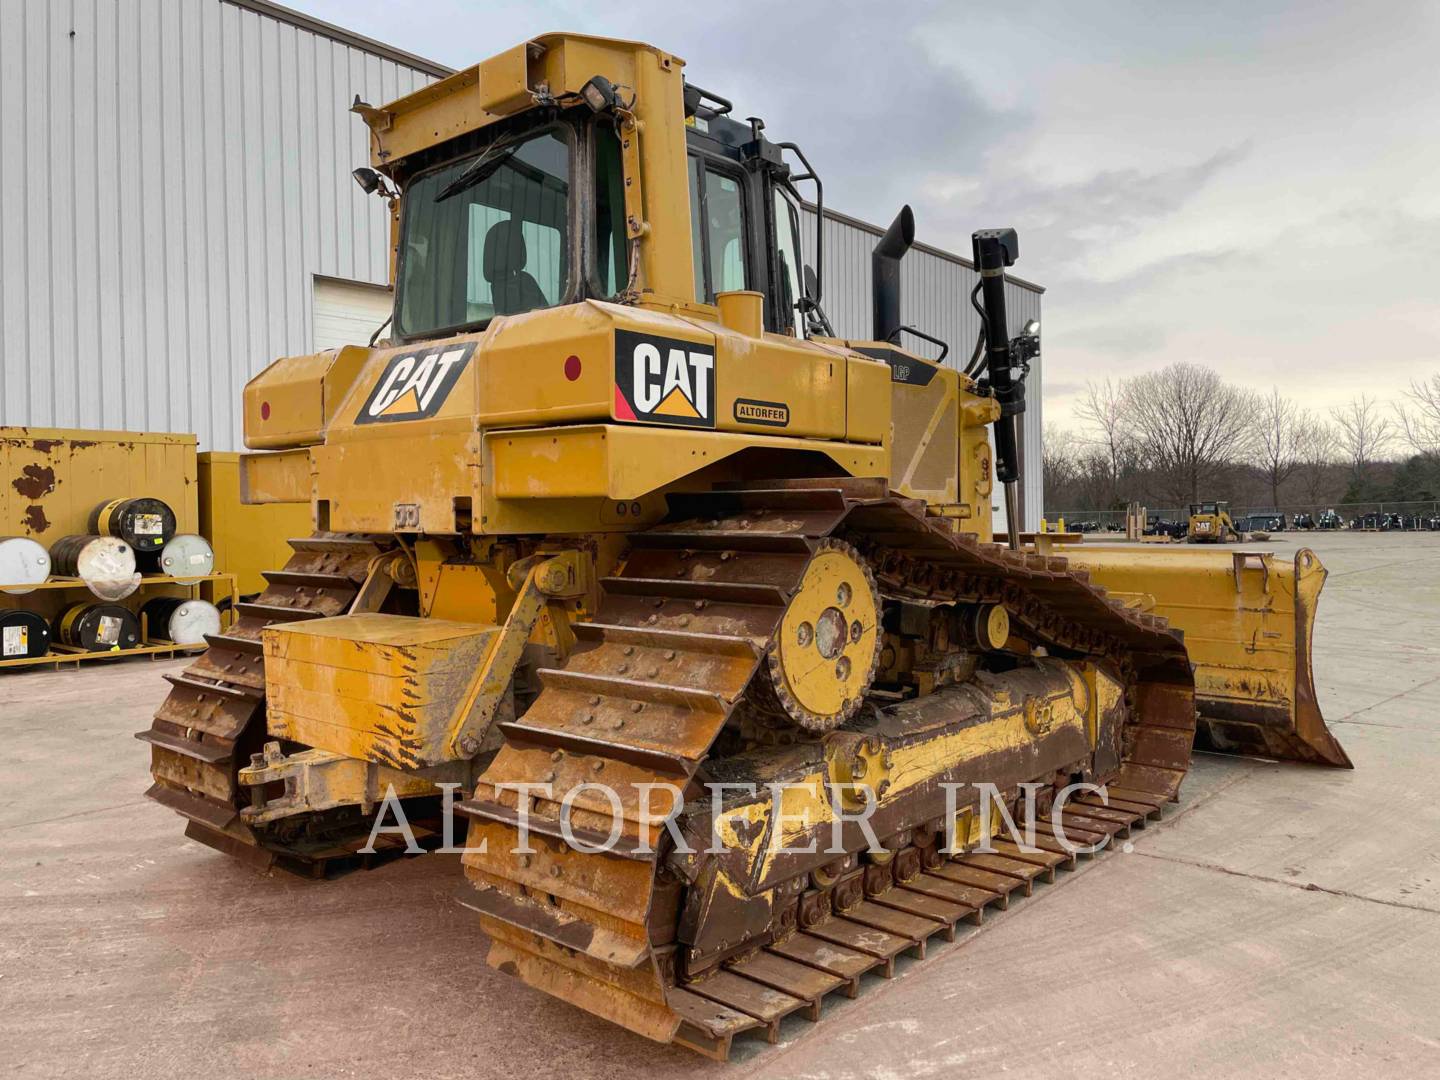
[1, 428, 198, 541]
[1, 428, 199, 625]
[197, 452, 312, 596]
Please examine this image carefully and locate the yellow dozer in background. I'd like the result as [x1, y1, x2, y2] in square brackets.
[1187, 500, 1240, 542]
[139, 33, 1349, 1059]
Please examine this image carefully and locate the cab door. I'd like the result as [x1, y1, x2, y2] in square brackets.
[684, 143, 846, 439]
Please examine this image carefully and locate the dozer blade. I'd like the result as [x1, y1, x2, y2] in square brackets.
[1060, 545, 1350, 768]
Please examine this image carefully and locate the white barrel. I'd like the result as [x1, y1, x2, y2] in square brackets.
[0, 536, 51, 595]
[140, 596, 222, 645]
[49, 535, 141, 602]
[141, 534, 215, 583]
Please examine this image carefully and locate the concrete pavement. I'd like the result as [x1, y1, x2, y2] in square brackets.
[2, 531, 1437, 1078]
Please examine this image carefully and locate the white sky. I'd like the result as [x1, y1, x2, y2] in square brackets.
[288, 0, 1440, 428]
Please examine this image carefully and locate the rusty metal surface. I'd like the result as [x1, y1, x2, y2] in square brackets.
[137, 532, 403, 873]
[1063, 544, 1350, 768]
[460, 482, 1198, 1058]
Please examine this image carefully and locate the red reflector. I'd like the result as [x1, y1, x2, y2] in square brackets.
[260, 401, 271, 420]
[564, 355, 582, 381]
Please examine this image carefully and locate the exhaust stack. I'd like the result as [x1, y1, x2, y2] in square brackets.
[872, 205, 915, 343]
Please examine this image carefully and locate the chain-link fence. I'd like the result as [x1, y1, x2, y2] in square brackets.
[1047, 500, 1440, 534]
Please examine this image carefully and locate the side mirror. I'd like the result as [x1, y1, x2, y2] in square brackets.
[803, 264, 820, 301]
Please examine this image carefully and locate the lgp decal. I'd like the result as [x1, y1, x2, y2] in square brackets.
[613, 330, 716, 429]
[854, 345, 939, 387]
[355, 342, 477, 424]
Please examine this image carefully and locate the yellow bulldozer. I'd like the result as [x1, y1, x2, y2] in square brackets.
[1187, 500, 1240, 542]
[138, 33, 1349, 1059]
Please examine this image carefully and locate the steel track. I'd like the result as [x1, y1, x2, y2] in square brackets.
[137, 532, 415, 876]
[458, 479, 1197, 1057]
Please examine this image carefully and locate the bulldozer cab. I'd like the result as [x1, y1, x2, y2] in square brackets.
[237, 33, 1003, 537]
[392, 121, 579, 336]
[382, 62, 813, 346]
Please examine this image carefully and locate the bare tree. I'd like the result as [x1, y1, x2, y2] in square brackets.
[1042, 424, 1080, 507]
[1330, 394, 1394, 483]
[1294, 419, 1340, 507]
[1253, 388, 1305, 509]
[1396, 374, 1440, 459]
[1120, 362, 1258, 504]
[1075, 379, 1132, 508]
[1075, 447, 1124, 510]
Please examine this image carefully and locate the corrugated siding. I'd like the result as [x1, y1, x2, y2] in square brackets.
[802, 208, 1045, 527]
[0, 0, 432, 452]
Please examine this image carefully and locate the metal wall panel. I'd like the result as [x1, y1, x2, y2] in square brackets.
[801, 208, 1045, 527]
[0, 0, 433, 452]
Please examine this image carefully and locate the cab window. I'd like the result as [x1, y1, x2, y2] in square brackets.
[396, 127, 570, 337]
[594, 124, 627, 296]
[688, 156, 747, 302]
[772, 187, 804, 334]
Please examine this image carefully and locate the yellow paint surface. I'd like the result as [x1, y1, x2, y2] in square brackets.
[264, 613, 498, 765]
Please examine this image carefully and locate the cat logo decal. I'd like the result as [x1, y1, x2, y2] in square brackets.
[613, 330, 716, 429]
[356, 342, 476, 424]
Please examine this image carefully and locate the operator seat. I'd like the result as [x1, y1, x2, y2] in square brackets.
[483, 219, 549, 315]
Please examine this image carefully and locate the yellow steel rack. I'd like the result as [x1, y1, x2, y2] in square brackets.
[0, 572, 239, 670]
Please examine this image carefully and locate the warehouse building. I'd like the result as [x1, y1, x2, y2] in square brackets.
[0, 0, 1044, 527]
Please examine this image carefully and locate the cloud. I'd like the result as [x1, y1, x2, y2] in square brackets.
[626, 2, 1032, 222]
[976, 143, 1250, 236]
[1044, 379, 1088, 400]
[1064, 322, 1170, 356]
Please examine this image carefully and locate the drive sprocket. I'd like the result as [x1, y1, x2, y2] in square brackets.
[753, 538, 882, 733]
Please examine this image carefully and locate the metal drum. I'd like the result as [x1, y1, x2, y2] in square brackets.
[0, 536, 51, 595]
[48, 535, 140, 601]
[140, 596, 221, 645]
[54, 602, 140, 652]
[88, 497, 177, 554]
[137, 533, 215, 582]
[0, 609, 50, 661]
